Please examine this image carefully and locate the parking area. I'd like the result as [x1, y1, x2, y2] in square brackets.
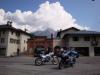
[0, 56, 100, 75]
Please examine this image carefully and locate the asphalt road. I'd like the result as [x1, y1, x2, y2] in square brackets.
[0, 56, 100, 75]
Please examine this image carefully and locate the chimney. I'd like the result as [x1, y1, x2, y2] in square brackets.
[51, 33, 53, 39]
[24, 28, 27, 32]
[7, 21, 12, 27]
[60, 29, 62, 32]
[56, 29, 62, 38]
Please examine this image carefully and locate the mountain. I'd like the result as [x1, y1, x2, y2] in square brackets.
[32, 28, 57, 38]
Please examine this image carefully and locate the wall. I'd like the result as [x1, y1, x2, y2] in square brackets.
[27, 37, 53, 56]
[0, 30, 9, 56]
[19, 34, 30, 53]
[65, 36, 100, 56]
[60, 29, 79, 38]
[6, 30, 30, 56]
[6, 30, 19, 56]
[53, 39, 63, 48]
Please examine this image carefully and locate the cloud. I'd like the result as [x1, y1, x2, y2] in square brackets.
[0, 1, 89, 32]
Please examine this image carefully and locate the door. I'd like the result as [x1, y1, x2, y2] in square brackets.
[75, 47, 89, 56]
[0, 48, 6, 56]
[94, 47, 100, 56]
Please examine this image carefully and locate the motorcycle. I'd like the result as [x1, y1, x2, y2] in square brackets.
[35, 52, 58, 66]
[58, 56, 76, 69]
[58, 50, 77, 69]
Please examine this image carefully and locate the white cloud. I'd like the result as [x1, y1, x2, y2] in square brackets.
[0, 1, 89, 32]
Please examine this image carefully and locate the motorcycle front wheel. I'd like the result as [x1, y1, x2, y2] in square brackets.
[35, 58, 43, 66]
[58, 60, 64, 70]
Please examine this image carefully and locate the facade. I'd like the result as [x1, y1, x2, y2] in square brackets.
[0, 21, 30, 56]
[27, 36, 53, 56]
[27, 27, 100, 57]
[55, 27, 100, 56]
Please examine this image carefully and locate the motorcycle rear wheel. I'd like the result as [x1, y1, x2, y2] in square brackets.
[52, 56, 59, 65]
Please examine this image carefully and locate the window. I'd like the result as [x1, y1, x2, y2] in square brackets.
[24, 40, 26, 43]
[91, 37, 97, 46]
[16, 32, 20, 37]
[42, 42, 45, 44]
[1, 38, 5, 43]
[0, 48, 6, 55]
[11, 31, 13, 35]
[23, 47, 25, 51]
[10, 38, 20, 44]
[17, 33, 20, 36]
[10, 38, 13, 43]
[13, 40, 16, 44]
[0, 32, 1, 36]
[17, 40, 20, 44]
[84, 37, 90, 41]
[73, 37, 79, 41]
[92, 37, 96, 41]
[3, 31, 5, 34]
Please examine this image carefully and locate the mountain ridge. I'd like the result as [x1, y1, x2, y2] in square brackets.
[32, 28, 57, 38]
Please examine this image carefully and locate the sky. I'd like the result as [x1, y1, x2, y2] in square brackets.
[0, 0, 100, 32]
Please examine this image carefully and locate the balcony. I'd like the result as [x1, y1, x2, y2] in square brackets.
[91, 40, 98, 46]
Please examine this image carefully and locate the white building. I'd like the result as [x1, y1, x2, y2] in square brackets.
[0, 21, 31, 56]
[54, 27, 100, 57]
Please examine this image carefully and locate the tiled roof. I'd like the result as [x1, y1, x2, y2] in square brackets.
[60, 27, 80, 32]
[57, 27, 100, 38]
[65, 30, 100, 35]
[0, 24, 31, 36]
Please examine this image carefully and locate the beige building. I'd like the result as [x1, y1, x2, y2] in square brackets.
[54, 27, 100, 57]
[0, 21, 30, 56]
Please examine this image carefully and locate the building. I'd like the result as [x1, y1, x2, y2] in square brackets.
[0, 21, 30, 56]
[27, 36, 53, 56]
[55, 27, 100, 56]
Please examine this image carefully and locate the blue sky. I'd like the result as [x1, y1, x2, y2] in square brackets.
[0, 0, 100, 31]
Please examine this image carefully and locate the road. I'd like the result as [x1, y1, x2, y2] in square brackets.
[0, 56, 100, 75]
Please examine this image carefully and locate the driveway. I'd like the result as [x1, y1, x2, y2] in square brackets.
[0, 56, 100, 75]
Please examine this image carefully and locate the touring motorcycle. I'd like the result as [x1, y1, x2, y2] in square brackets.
[58, 50, 79, 69]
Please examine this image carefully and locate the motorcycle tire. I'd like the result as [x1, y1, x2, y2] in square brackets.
[58, 60, 64, 70]
[35, 58, 43, 66]
[52, 56, 59, 65]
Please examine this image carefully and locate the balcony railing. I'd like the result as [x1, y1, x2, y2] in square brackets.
[91, 40, 98, 46]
